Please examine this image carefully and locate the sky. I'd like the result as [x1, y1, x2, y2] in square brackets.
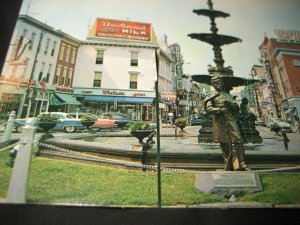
[19, 0, 300, 78]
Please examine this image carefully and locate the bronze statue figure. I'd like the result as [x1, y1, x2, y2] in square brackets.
[204, 77, 249, 171]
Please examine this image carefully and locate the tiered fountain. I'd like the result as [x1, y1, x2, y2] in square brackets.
[188, 0, 262, 144]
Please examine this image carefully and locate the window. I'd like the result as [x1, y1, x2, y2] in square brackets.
[22, 29, 28, 38]
[38, 62, 45, 81]
[129, 73, 138, 89]
[61, 67, 68, 86]
[66, 46, 71, 62]
[70, 47, 76, 64]
[96, 49, 104, 64]
[44, 38, 50, 54]
[59, 43, 66, 60]
[67, 68, 74, 86]
[51, 41, 57, 56]
[54, 66, 61, 84]
[46, 64, 52, 82]
[293, 59, 300, 67]
[93, 71, 102, 87]
[29, 32, 36, 49]
[130, 52, 138, 66]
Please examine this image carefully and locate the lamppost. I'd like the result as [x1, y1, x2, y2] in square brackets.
[22, 30, 44, 118]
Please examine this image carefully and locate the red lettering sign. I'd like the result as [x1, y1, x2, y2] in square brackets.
[96, 18, 151, 42]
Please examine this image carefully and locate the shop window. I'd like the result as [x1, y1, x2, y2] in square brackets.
[131, 52, 138, 66]
[93, 71, 102, 87]
[129, 73, 138, 89]
[96, 49, 104, 64]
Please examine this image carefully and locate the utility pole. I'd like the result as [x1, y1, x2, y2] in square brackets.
[22, 30, 44, 118]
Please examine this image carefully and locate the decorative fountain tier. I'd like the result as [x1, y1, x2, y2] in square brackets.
[188, 0, 262, 144]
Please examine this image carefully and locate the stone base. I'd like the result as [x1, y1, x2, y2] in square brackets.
[195, 172, 263, 198]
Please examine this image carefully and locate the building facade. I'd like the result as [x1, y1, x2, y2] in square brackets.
[0, 15, 61, 118]
[72, 18, 172, 121]
[259, 30, 300, 124]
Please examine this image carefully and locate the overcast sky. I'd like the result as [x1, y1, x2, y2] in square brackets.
[19, 0, 300, 78]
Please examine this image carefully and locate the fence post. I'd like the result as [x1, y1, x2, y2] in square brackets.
[2, 111, 15, 142]
[6, 119, 37, 203]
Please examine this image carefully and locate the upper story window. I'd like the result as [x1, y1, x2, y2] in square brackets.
[44, 38, 50, 55]
[59, 43, 66, 60]
[293, 59, 300, 67]
[46, 64, 52, 82]
[129, 73, 138, 89]
[96, 49, 104, 64]
[70, 47, 76, 64]
[53, 65, 62, 84]
[38, 62, 45, 81]
[67, 68, 74, 87]
[22, 29, 28, 38]
[93, 71, 102, 87]
[29, 32, 36, 49]
[130, 52, 138, 66]
[66, 46, 71, 62]
[51, 41, 57, 56]
[61, 67, 68, 86]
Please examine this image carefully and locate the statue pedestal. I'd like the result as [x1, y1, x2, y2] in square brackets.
[195, 172, 263, 198]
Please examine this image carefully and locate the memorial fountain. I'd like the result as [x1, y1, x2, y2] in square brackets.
[188, 0, 262, 145]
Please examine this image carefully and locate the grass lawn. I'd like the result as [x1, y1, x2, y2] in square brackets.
[1, 148, 300, 206]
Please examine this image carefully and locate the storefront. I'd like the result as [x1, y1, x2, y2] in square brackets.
[49, 92, 81, 112]
[73, 88, 156, 120]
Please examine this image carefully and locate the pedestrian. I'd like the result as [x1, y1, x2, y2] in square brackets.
[281, 131, 289, 150]
[168, 111, 174, 126]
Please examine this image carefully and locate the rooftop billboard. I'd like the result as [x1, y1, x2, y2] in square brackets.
[96, 18, 151, 41]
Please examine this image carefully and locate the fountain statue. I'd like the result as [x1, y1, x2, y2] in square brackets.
[188, 0, 262, 170]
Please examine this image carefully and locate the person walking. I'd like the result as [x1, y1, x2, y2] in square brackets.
[281, 131, 289, 150]
[168, 111, 174, 126]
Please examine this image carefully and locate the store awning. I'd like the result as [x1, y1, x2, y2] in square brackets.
[50, 93, 81, 106]
[160, 99, 173, 106]
[284, 107, 296, 115]
[84, 95, 154, 103]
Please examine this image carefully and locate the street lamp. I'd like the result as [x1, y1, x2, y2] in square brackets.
[250, 67, 262, 118]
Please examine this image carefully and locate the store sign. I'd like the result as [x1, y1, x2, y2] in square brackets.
[96, 18, 151, 41]
[274, 29, 300, 42]
[73, 88, 155, 98]
[160, 91, 176, 100]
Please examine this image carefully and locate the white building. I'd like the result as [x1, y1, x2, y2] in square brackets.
[73, 18, 173, 120]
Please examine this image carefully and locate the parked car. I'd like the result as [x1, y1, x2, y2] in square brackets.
[190, 115, 203, 126]
[14, 112, 85, 133]
[255, 118, 267, 127]
[98, 113, 133, 129]
[91, 117, 118, 131]
[68, 112, 98, 121]
[269, 118, 293, 133]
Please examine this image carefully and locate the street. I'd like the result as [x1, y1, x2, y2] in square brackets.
[1, 123, 299, 152]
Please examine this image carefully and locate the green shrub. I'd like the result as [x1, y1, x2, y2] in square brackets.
[127, 121, 153, 131]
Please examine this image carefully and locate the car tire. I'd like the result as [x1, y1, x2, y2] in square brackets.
[64, 126, 76, 133]
[16, 124, 24, 133]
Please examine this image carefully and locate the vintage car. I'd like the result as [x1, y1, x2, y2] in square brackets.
[14, 112, 85, 133]
[269, 118, 293, 133]
[100, 113, 132, 129]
